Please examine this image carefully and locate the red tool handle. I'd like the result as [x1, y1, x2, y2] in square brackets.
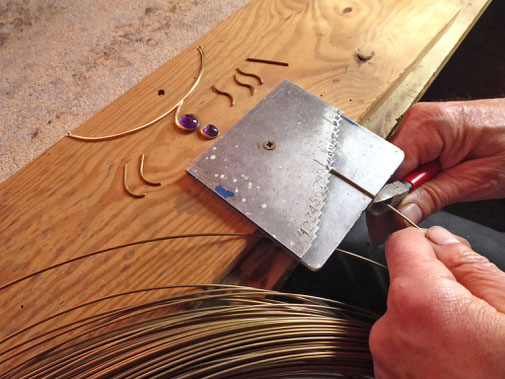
[403, 160, 442, 191]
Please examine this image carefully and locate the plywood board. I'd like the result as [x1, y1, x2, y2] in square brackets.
[0, 0, 458, 359]
[226, 0, 491, 294]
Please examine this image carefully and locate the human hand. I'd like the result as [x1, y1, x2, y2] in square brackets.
[391, 99, 505, 224]
[369, 226, 505, 378]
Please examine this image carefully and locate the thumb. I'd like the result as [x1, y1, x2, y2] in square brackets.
[397, 157, 503, 224]
[426, 226, 505, 313]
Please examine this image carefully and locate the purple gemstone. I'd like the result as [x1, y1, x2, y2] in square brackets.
[179, 114, 199, 130]
[203, 124, 219, 138]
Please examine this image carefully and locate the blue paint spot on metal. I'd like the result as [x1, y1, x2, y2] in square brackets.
[342, 116, 358, 126]
[215, 185, 235, 199]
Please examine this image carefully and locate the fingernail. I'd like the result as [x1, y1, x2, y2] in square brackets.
[426, 226, 460, 245]
[398, 203, 422, 224]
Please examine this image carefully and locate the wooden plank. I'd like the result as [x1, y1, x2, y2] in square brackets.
[0, 0, 458, 356]
[227, 0, 492, 291]
[363, 0, 492, 138]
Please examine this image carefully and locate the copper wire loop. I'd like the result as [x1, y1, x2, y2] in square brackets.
[67, 46, 205, 142]
[211, 85, 235, 107]
[234, 73, 256, 95]
[235, 68, 264, 85]
[123, 163, 146, 198]
[139, 154, 161, 186]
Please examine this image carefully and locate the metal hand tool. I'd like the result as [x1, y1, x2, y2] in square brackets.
[187, 81, 404, 270]
[366, 160, 442, 245]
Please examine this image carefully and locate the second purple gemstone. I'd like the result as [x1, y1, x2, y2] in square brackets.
[203, 124, 219, 139]
[179, 114, 199, 131]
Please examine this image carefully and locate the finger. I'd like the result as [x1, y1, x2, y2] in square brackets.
[427, 226, 505, 313]
[384, 228, 474, 336]
[390, 102, 458, 180]
[397, 156, 504, 224]
[385, 228, 454, 282]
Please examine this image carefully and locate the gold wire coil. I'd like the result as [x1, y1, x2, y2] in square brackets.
[0, 285, 376, 378]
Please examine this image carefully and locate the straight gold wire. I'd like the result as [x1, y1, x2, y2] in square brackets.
[234, 73, 256, 95]
[329, 166, 419, 235]
[385, 203, 422, 230]
[0, 234, 262, 291]
[66, 46, 205, 142]
[139, 154, 161, 186]
[329, 167, 376, 199]
[246, 57, 289, 66]
[236, 68, 264, 85]
[211, 85, 235, 107]
[123, 163, 146, 198]
[335, 248, 387, 270]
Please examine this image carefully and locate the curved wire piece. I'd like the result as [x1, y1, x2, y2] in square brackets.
[236, 68, 264, 85]
[0, 234, 263, 292]
[66, 46, 205, 142]
[173, 100, 200, 132]
[0, 236, 387, 295]
[211, 85, 235, 107]
[123, 163, 146, 199]
[233, 73, 256, 95]
[139, 154, 161, 186]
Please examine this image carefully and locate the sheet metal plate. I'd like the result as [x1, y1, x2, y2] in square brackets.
[187, 80, 404, 270]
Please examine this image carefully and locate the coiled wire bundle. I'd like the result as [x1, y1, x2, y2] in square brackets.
[0, 285, 377, 378]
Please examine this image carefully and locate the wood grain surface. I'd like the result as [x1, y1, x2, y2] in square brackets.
[231, 0, 491, 292]
[0, 0, 459, 361]
[363, 0, 492, 138]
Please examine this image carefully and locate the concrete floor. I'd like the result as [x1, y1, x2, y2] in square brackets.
[0, 0, 250, 183]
